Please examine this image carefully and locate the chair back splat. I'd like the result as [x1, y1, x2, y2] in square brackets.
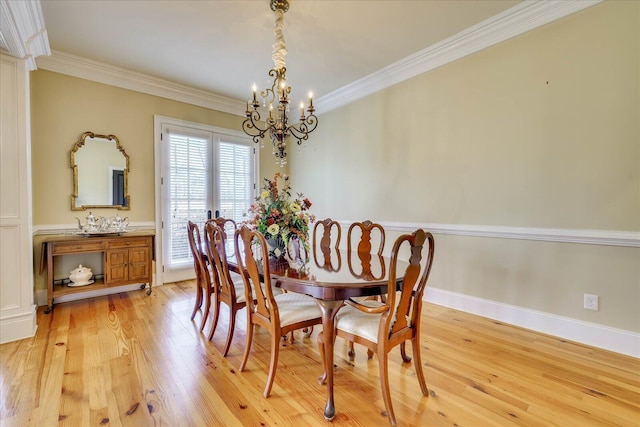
[313, 218, 341, 250]
[347, 219, 385, 255]
[206, 217, 237, 242]
[313, 218, 342, 271]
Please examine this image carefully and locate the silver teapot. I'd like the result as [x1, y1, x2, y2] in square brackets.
[110, 214, 129, 231]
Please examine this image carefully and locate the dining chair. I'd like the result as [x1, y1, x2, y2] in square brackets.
[186, 221, 213, 332]
[234, 225, 323, 398]
[206, 217, 237, 242]
[203, 221, 248, 356]
[318, 229, 435, 427]
[313, 218, 342, 272]
[346, 219, 386, 359]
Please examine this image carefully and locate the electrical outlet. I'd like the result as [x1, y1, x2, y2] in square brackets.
[584, 294, 599, 311]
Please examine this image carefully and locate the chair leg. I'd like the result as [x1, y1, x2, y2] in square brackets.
[348, 341, 356, 360]
[264, 330, 281, 398]
[207, 296, 221, 341]
[190, 285, 202, 321]
[304, 326, 313, 338]
[367, 348, 374, 359]
[400, 341, 412, 363]
[222, 307, 236, 357]
[378, 346, 396, 427]
[317, 331, 327, 384]
[412, 337, 429, 396]
[200, 292, 211, 332]
[239, 316, 254, 372]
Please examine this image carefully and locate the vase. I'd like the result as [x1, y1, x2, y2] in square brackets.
[265, 236, 287, 263]
[264, 234, 307, 270]
[284, 235, 308, 270]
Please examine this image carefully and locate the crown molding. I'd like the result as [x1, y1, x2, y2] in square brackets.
[316, 0, 603, 112]
[29, 1, 602, 115]
[338, 220, 640, 248]
[36, 50, 247, 117]
[0, 0, 50, 70]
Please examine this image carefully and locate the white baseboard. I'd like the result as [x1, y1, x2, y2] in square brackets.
[425, 288, 639, 358]
[0, 306, 38, 344]
[35, 281, 161, 307]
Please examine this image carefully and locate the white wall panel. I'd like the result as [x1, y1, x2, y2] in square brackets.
[0, 60, 20, 218]
[0, 54, 37, 344]
[0, 225, 21, 309]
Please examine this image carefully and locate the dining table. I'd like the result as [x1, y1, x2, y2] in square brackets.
[228, 243, 407, 421]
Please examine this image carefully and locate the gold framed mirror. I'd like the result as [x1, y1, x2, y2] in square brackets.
[71, 131, 130, 211]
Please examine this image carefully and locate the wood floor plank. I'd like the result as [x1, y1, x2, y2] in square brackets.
[1, 282, 638, 426]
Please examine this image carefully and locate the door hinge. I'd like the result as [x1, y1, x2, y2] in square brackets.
[161, 221, 164, 229]
[162, 266, 165, 272]
[161, 133, 163, 141]
[161, 177, 163, 185]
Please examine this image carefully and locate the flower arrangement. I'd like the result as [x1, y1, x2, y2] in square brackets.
[246, 173, 315, 260]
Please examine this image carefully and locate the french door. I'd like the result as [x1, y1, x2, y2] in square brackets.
[156, 118, 257, 284]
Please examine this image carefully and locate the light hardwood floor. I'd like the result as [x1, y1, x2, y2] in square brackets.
[1, 281, 638, 426]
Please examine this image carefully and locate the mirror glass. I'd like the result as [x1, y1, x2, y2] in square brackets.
[71, 132, 130, 210]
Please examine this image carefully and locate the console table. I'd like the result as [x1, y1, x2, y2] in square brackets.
[40, 231, 154, 313]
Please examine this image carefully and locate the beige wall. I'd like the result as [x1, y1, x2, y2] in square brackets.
[290, 1, 640, 331]
[30, 70, 285, 224]
[30, 71, 283, 290]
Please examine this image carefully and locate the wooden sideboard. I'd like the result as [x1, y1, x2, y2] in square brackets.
[40, 231, 154, 313]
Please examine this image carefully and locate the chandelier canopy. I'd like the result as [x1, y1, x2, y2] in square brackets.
[242, 0, 318, 166]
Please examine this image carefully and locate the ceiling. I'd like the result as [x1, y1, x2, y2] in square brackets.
[38, 0, 523, 108]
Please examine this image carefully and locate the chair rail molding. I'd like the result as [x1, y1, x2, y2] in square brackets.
[337, 220, 640, 248]
[32, 221, 156, 235]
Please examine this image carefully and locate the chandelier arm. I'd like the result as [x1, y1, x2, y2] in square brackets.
[242, 110, 272, 142]
[286, 115, 318, 144]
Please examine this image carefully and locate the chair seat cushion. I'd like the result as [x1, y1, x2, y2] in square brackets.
[232, 277, 248, 303]
[274, 293, 321, 327]
[335, 301, 385, 344]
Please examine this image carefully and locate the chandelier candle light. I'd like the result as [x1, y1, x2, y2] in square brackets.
[242, 0, 318, 166]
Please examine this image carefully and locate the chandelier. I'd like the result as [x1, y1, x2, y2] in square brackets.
[242, 0, 318, 166]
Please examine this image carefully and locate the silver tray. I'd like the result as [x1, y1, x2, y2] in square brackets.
[76, 231, 125, 237]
